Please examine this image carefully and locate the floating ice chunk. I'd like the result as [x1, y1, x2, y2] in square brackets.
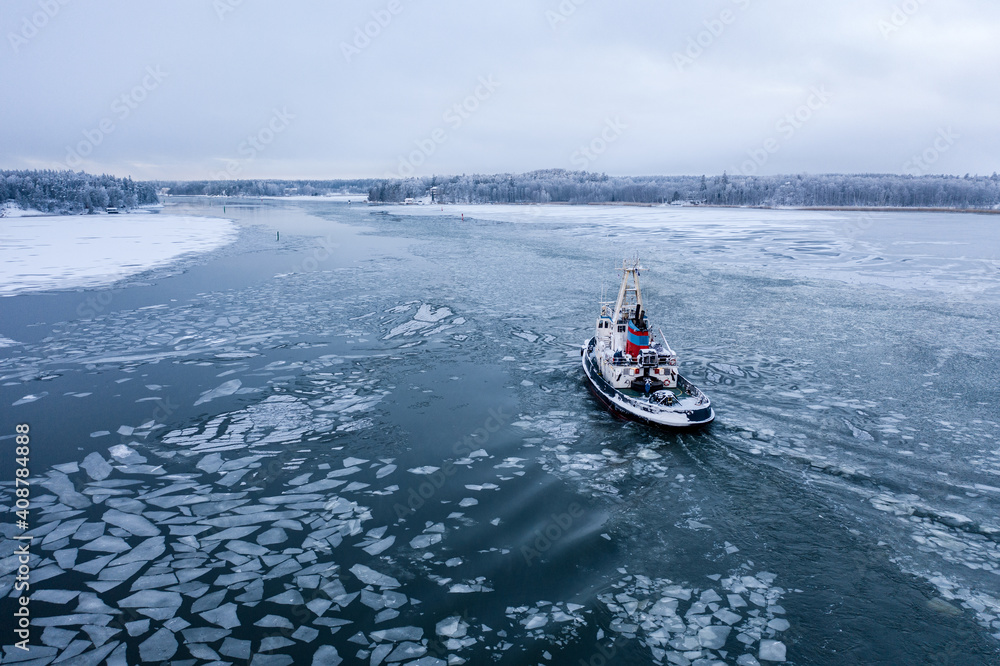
[408, 466, 440, 475]
[220, 637, 251, 660]
[105, 497, 145, 514]
[449, 583, 493, 593]
[139, 628, 178, 662]
[292, 626, 320, 643]
[108, 444, 146, 464]
[267, 590, 304, 605]
[715, 609, 742, 625]
[188, 644, 221, 661]
[111, 537, 165, 568]
[194, 379, 242, 406]
[102, 509, 159, 537]
[201, 603, 240, 628]
[343, 457, 369, 467]
[40, 626, 77, 649]
[409, 658, 445, 666]
[376, 465, 396, 478]
[737, 655, 762, 666]
[637, 448, 662, 460]
[698, 625, 731, 649]
[130, 572, 177, 591]
[197, 453, 224, 474]
[289, 473, 312, 486]
[363, 536, 396, 556]
[701, 589, 722, 604]
[90, 431, 111, 438]
[445, 558, 462, 567]
[81, 452, 113, 480]
[228, 540, 269, 556]
[523, 615, 548, 630]
[182, 627, 231, 644]
[13, 393, 46, 406]
[81, 535, 130, 553]
[410, 534, 442, 549]
[768, 618, 790, 632]
[458, 498, 478, 507]
[306, 598, 333, 617]
[33, 589, 79, 604]
[759, 640, 787, 662]
[312, 645, 342, 665]
[257, 527, 288, 546]
[119, 590, 182, 609]
[386, 641, 427, 661]
[371, 626, 424, 642]
[255, 615, 294, 629]
[192, 590, 228, 613]
[40, 473, 90, 509]
[661, 586, 692, 601]
[350, 564, 400, 589]
[297, 478, 348, 493]
[83, 624, 120, 647]
[260, 636, 295, 652]
[436, 616, 467, 638]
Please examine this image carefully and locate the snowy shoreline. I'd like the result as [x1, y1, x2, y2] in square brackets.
[0, 214, 237, 297]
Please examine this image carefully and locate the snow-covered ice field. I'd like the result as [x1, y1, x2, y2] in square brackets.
[0, 214, 236, 296]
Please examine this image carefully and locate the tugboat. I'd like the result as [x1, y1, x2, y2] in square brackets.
[581, 259, 714, 427]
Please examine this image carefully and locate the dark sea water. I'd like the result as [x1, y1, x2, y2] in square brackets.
[1, 199, 999, 665]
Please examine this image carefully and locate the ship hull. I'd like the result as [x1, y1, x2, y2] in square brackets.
[582, 338, 715, 428]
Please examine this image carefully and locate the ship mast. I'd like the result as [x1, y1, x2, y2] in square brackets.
[612, 257, 644, 325]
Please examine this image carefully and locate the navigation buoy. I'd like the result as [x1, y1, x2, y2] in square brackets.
[276, 231, 279, 241]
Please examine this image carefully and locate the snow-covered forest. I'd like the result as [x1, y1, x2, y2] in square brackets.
[166, 171, 1000, 208]
[8, 170, 1000, 214]
[161, 179, 377, 198]
[0, 170, 159, 214]
[367, 170, 1000, 208]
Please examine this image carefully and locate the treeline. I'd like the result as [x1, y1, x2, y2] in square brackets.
[0, 170, 159, 214]
[160, 179, 377, 197]
[367, 170, 1000, 209]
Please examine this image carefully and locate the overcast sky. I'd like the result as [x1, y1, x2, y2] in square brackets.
[2, 0, 998, 180]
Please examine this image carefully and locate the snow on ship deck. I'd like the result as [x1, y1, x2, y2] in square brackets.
[583, 339, 714, 427]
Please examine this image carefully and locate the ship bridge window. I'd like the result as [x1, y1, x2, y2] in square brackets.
[618, 325, 625, 332]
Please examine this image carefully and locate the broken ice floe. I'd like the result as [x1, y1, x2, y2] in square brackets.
[594, 565, 791, 664]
